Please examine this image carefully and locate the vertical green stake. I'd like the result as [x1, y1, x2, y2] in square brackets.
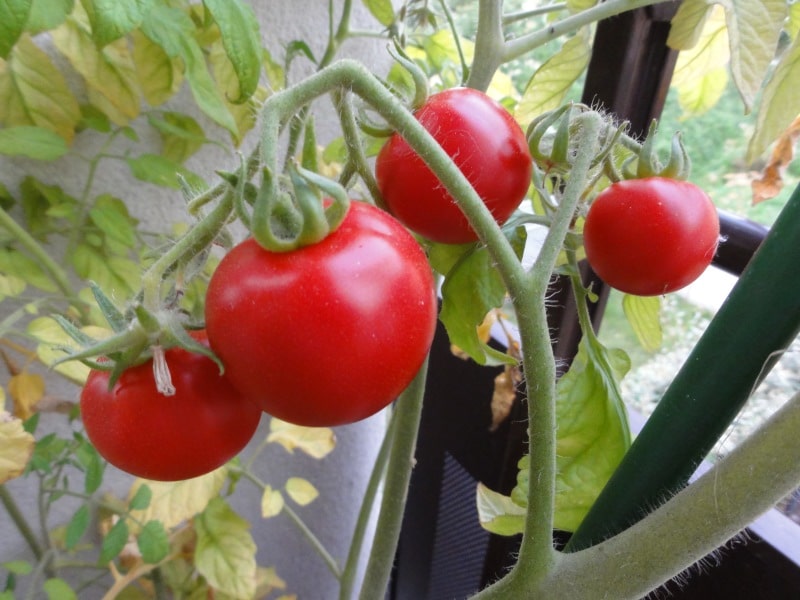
[567, 181, 800, 551]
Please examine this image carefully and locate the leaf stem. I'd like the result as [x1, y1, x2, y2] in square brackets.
[357, 357, 429, 600]
[0, 484, 44, 561]
[283, 503, 343, 579]
[502, 3, 568, 25]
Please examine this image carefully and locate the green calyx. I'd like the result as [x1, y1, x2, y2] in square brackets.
[628, 120, 691, 180]
[250, 162, 350, 252]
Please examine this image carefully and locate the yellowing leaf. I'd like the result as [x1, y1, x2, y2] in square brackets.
[267, 418, 336, 459]
[51, 18, 141, 125]
[285, 477, 319, 506]
[28, 317, 111, 384]
[255, 567, 287, 598]
[515, 28, 591, 124]
[670, 6, 730, 118]
[668, 0, 715, 50]
[722, 0, 787, 112]
[8, 371, 45, 420]
[476, 482, 526, 536]
[622, 294, 663, 353]
[788, 3, 800, 40]
[127, 467, 227, 532]
[260, 486, 284, 518]
[0, 411, 35, 483]
[131, 29, 183, 106]
[195, 498, 257, 600]
[0, 34, 81, 142]
[747, 34, 800, 163]
[0, 126, 69, 160]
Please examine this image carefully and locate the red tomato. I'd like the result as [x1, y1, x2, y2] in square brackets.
[204, 201, 437, 427]
[80, 332, 261, 481]
[375, 87, 532, 244]
[583, 177, 720, 296]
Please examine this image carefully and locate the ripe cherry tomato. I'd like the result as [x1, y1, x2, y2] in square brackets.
[583, 177, 720, 296]
[80, 332, 261, 481]
[375, 87, 532, 244]
[205, 201, 438, 427]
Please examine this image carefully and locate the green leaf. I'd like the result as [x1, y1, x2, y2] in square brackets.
[65, 505, 90, 549]
[137, 520, 169, 563]
[722, 0, 787, 112]
[0, 0, 32, 59]
[202, 0, 261, 102]
[140, 6, 237, 134]
[51, 17, 141, 125]
[622, 294, 662, 352]
[128, 483, 151, 511]
[747, 32, 800, 162]
[71, 243, 139, 296]
[361, 0, 395, 26]
[476, 482, 526, 536]
[195, 498, 257, 600]
[437, 228, 526, 366]
[554, 336, 632, 532]
[148, 112, 207, 164]
[99, 518, 128, 563]
[0, 126, 68, 160]
[126, 153, 204, 190]
[80, 0, 152, 47]
[89, 194, 138, 248]
[83, 446, 104, 494]
[515, 28, 591, 123]
[42, 578, 77, 600]
[25, 0, 73, 33]
[788, 3, 800, 40]
[0, 249, 57, 292]
[130, 29, 183, 106]
[1, 560, 33, 575]
[0, 34, 81, 142]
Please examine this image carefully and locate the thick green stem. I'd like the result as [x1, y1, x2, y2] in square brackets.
[465, 0, 505, 91]
[541, 388, 800, 599]
[338, 412, 397, 600]
[0, 207, 80, 308]
[357, 358, 429, 600]
[1, 484, 44, 561]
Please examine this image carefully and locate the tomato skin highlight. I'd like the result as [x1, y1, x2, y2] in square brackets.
[205, 201, 438, 427]
[583, 177, 720, 296]
[80, 332, 261, 481]
[375, 87, 532, 244]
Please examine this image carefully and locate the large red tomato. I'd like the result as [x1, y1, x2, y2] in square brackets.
[583, 177, 720, 296]
[204, 201, 437, 427]
[375, 87, 532, 244]
[80, 332, 261, 481]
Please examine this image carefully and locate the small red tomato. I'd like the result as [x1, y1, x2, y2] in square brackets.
[205, 201, 437, 427]
[583, 177, 720, 296]
[375, 87, 532, 244]
[80, 332, 261, 481]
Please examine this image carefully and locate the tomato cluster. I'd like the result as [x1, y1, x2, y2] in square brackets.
[583, 177, 720, 296]
[80, 87, 534, 481]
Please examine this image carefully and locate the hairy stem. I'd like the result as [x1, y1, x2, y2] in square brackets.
[466, 0, 505, 91]
[357, 357, 429, 600]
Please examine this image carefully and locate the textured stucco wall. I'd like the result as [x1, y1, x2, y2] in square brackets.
[0, 2, 396, 598]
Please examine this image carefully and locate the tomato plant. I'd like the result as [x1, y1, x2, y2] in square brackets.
[582, 177, 720, 296]
[205, 201, 438, 427]
[80, 332, 262, 481]
[375, 87, 532, 244]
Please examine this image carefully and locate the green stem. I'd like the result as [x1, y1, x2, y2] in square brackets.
[473, 114, 603, 598]
[0, 207, 81, 309]
[438, 0, 470, 84]
[503, 3, 568, 24]
[502, 0, 668, 64]
[0, 484, 44, 561]
[466, 0, 505, 91]
[542, 388, 800, 599]
[338, 411, 398, 600]
[357, 357, 429, 600]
